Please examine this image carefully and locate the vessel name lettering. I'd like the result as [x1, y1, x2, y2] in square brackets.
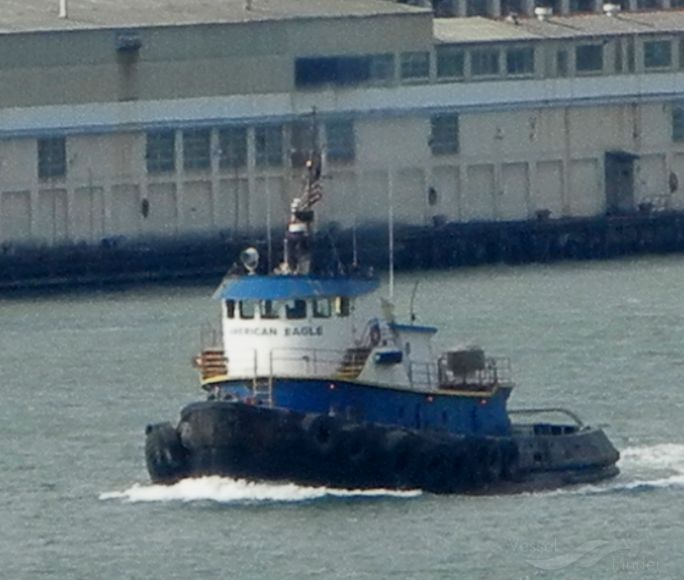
[229, 327, 278, 336]
[285, 326, 323, 337]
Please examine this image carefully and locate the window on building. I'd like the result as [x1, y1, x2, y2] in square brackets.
[471, 48, 500, 77]
[644, 40, 672, 69]
[680, 39, 684, 70]
[400, 52, 430, 81]
[673, 104, 684, 142]
[218, 127, 247, 170]
[636, 0, 661, 7]
[627, 39, 635, 73]
[295, 54, 393, 87]
[290, 121, 316, 168]
[557, 50, 568, 77]
[183, 129, 211, 171]
[436, 46, 464, 79]
[506, 47, 535, 76]
[369, 54, 395, 84]
[146, 130, 175, 173]
[430, 114, 459, 155]
[614, 41, 623, 73]
[325, 119, 355, 162]
[255, 125, 283, 167]
[575, 44, 603, 73]
[38, 137, 66, 180]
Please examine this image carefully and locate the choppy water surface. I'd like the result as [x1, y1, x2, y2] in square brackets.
[1, 257, 683, 579]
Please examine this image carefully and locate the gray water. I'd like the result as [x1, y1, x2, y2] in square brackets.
[1, 257, 683, 579]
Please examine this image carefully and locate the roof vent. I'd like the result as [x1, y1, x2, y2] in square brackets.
[603, 3, 621, 16]
[534, 6, 553, 21]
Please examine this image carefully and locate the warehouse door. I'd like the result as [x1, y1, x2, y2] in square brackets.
[605, 151, 637, 215]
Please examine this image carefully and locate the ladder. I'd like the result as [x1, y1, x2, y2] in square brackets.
[336, 347, 371, 380]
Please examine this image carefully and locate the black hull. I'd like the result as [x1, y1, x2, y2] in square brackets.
[145, 401, 620, 494]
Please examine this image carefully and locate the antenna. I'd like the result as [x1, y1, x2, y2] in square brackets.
[388, 167, 395, 302]
[265, 176, 272, 272]
[409, 281, 419, 324]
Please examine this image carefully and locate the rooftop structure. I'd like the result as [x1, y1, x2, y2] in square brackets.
[0, 0, 425, 33]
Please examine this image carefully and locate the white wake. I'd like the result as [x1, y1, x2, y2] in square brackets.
[543, 442, 684, 497]
[100, 476, 422, 504]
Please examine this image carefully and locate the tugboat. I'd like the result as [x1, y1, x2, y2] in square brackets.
[145, 150, 620, 494]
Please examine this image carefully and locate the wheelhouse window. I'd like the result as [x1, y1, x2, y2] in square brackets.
[218, 127, 247, 170]
[260, 300, 281, 319]
[400, 52, 430, 81]
[335, 297, 351, 317]
[38, 137, 66, 180]
[239, 300, 256, 319]
[255, 125, 283, 167]
[313, 298, 331, 318]
[436, 46, 464, 80]
[325, 120, 355, 163]
[225, 300, 235, 319]
[506, 47, 535, 76]
[575, 44, 603, 74]
[146, 130, 175, 174]
[285, 299, 307, 319]
[183, 129, 210, 171]
[471, 48, 500, 77]
[672, 103, 684, 142]
[430, 114, 460, 156]
[643, 40, 672, 70]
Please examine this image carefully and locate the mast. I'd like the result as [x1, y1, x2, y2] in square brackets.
[280, 113, 322, 275]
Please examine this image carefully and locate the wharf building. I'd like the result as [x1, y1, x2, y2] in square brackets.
[2, 0, 684, 277]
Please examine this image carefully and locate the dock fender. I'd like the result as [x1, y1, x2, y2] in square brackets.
[145, 422, 188, 484]
[383, 430, 422, 487]
[302, 414, 343, 457]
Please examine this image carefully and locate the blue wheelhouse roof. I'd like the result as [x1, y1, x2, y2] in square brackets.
[214, 275, 379, 301]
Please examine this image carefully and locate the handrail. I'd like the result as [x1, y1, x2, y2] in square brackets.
[508, 407, 584, 427]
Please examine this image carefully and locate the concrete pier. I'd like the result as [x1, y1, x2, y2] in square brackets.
[1, 210, 684, 291]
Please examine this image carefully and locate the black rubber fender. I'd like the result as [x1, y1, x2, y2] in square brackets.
[475, 439, 504, 484]
[302, 414, 343, 458]
[500, 439, 521, 481]
[420, 442, 457, 493]
[145, 422, 188, 484]
[382, 430, 422, 487]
